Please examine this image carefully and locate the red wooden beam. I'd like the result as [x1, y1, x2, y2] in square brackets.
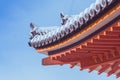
[98, 64, 110, 75]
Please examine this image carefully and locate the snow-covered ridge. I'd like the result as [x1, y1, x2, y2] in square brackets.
[29, 0, 114, 48]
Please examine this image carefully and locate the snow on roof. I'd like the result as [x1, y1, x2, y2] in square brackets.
[29, 0, 114, 48]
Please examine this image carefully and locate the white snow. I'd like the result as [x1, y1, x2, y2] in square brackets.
[29, 0, 111, 47]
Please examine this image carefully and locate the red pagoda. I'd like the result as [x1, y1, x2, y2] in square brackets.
[28, 0, 120, 78]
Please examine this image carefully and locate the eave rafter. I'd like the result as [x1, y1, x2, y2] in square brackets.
[42, 20, 120, 78]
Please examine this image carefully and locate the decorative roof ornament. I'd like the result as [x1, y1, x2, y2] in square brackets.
[60, 12, 69, 25]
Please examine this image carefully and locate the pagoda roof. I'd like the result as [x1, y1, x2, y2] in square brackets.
[28, 0, 120, 78]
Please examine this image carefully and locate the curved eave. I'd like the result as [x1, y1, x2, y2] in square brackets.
[29, 0, 118, 52]
[36, 2, 120, 54]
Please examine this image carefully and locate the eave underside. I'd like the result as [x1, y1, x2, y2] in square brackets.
[42, 19, 120, 78]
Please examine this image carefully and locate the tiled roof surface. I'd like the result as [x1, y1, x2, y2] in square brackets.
[28, 0, 115, 49]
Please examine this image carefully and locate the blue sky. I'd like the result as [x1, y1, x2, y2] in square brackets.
[0, 0, 119, 80]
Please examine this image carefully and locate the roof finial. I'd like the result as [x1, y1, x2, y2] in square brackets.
[60, 12, 65, 18]
[60, 12, 68, 25]
[30, 23, 36, 30]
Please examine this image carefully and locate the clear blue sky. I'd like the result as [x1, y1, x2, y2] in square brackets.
[0, 0, 119, 80]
